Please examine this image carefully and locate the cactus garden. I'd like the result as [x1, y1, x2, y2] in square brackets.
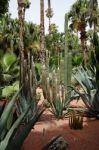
[0, 0, 99, 150]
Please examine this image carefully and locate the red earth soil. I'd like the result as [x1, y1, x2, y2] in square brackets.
[21, 100, 99, 150]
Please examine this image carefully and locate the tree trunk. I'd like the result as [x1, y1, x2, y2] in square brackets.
[17, 0, 25, 88]
[48, 0, 51, 34]
[40, 0, 45, 64]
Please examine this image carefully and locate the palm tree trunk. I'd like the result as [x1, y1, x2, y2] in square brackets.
[17, 0, 25, 88]
[49, 16, 51, 34]
[40, 0, 45, 64]
[48, 0, 51, 8]
[48, 0, 51, 34]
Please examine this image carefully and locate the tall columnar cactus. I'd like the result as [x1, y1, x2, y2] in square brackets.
[64, 13, 72, 101]
[59, 59, 64, 83]
[17, 0, 37, 103]
[21, 51, 36, 99]
[17, 50, 38, 123]
[93, 32, 99, 89]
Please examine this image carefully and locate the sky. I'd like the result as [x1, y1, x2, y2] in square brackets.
[9, 0, 77, 33]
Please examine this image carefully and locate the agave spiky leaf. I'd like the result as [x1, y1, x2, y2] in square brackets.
[0, 105, 30, 150]
[17, 93, 37, 123]
[7, 109, 44, 150]
[74, 67, 90, 94]
[0, 88, 22, 135]
[70, 86, 91, 109]
[73, 66, 96, 105]
[49, 98, 69, 119]
[53, 99, 63, 118]
[71, 66, 99, 117]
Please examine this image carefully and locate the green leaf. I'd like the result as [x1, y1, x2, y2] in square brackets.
[0, 105, 30, 150]
[2, 86, 14, 98]
[2, 81, 19, 98]
[49, 98, 65, 119]
[3, 74, 12, 81]
[0, 88, 21, 135]
[13, 81, 19, 91]
[2, 53, 16, 68]
[7, 109, 44, 150]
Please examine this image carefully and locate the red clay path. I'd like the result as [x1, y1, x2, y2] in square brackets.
[22, 100, 99, 150]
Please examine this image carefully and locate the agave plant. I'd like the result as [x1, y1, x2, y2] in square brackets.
[48, 97, 70, 119]
[0, 88, 44, 150]
[16, 92, 38, 123]
[6, 108, 44, 150]
[70, 66, 99, 118]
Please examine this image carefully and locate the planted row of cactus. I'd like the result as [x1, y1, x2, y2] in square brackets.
[21, 51, 37, 99]
[40, 62, 72, 119]
[17, 0, 39, 125]
[0, 89, 44, 150]
[40, 64, 65, 118]
[17, 50, 38, 123]
[69, 112, 83, 130]
[39, 14, 73, 119]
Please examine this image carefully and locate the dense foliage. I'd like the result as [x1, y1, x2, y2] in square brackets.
[0, 0, 9, 17]
[0, 0, 99, 149]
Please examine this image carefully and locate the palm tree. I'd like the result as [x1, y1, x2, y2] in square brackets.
[40, 0, 45, 64]
[46, 0, 53, 34]
[17, 0, 30, 57]
[17, 0, 38, 98]
[68, 0, 88, 66]
[0, 14, 11, 52]
[24, 22, 40, 61]
[17, 1, 27, 48]
[17, 0, 25, 87]
[0, 14, 19, 53]
[45, 24, 65, 68]
[0, 0, 9, 17]
[88, 0, 99, 31]
[17, 0, 30, 88]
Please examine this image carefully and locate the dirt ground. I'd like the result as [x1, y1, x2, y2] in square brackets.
[21, 100, 99, 150]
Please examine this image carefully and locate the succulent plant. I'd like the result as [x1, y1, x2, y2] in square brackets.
[70, 66, 99, 118]
[49, 97, 69, 119]
[69, 112, 83, 130]
[0, 89, 44, 150]
[64, 13, 72, 103]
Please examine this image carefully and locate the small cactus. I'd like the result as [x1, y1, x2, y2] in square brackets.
[69, 112, 83, 130]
